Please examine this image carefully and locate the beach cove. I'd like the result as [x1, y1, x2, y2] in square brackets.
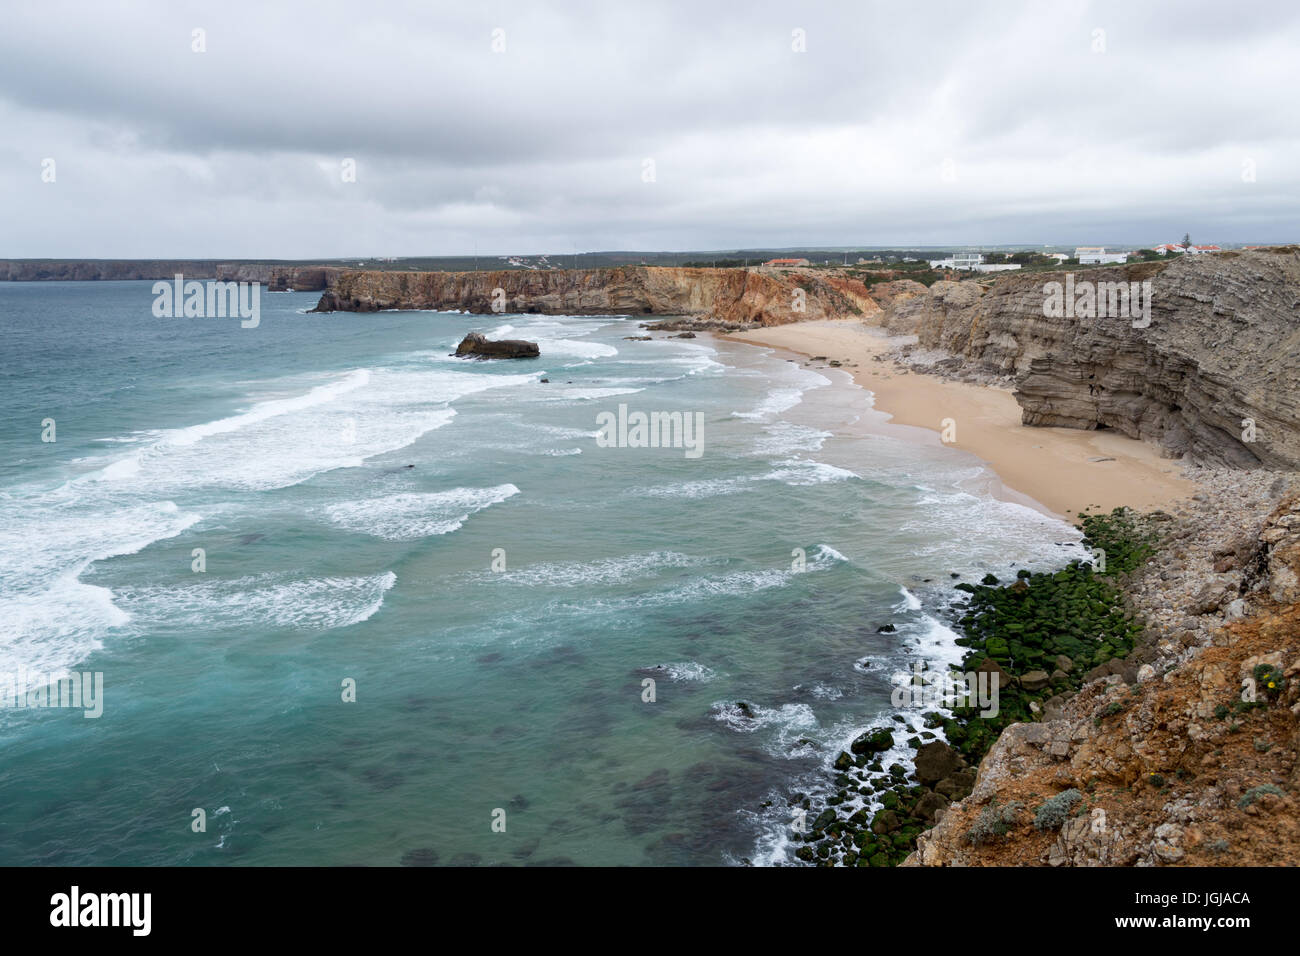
[723, 318, 1195, 520]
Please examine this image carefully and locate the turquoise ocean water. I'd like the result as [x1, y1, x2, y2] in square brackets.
[0, 280, 1082, 865]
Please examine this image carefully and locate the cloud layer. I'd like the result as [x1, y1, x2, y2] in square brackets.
[2, 0, 1296, 256]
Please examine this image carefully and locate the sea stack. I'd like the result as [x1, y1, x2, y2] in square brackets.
[453, 331, 540, 359]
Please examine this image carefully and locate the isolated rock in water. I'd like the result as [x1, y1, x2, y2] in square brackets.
[850, 727, 895, 755]
[454, 332, 539, 359]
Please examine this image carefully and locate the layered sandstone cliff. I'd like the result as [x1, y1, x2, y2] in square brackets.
[877, 249, 1300, 469]
[212, 264, 341, 291]
[310, 266, 880, 328]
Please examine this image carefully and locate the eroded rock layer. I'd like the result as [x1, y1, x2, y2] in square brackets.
[310, 266, 879, 328]
[880, 249, 1300, 468]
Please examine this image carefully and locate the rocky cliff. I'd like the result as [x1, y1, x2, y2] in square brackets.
[310, 266, 880, 328]
[213, 264, 342, 291]
[876, 249, 1300, 469]
[0, 260, 340, 290]
[906, 477, 1300, 867]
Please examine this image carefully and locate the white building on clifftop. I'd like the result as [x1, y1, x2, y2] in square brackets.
[928, 253, 985, 270]
[1075, 247, 1129, 264]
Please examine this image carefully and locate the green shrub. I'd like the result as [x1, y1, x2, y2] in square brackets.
[1033, 789, 1083, 831]
[1238, 784, 1285, 809]
[967, 800, 1023, 846]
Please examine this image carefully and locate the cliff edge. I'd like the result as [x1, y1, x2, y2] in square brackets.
[875, 248, 1300, 469]
[310, 266, 880, 328]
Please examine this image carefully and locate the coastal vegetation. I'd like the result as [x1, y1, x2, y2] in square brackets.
[789, 508, 1161, 866]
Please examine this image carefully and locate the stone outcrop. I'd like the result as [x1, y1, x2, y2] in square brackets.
[867, 279, 936, 333]
[1243, 492, 1300, 605]
[874, 249, 1300, 468]
[452, 332, 540, 359]
[905, 483, 1300, 867]
[310, 266, 880, 328]
[907, 598, 1300, 867]
[214, 264, 342, 291]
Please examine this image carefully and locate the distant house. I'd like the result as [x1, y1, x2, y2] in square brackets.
[1154, 243, 1221, 255]
[1186, 245, 1222, 254]
[764, 258, 810, 267]
[1075, 246, 1128, 264]
[927, 253, 985, 270]
[1045, 253, 1070, 261]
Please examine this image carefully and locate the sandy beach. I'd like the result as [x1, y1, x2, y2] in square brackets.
[722, 318, 1195, 520]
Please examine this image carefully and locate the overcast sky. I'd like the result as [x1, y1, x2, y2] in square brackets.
[2, 0, 1297, 257]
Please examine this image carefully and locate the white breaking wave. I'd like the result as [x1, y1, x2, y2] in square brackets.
[325, 485, 520, 540]
[0, 364, 536, 679]
[545, 386, 644, 401]
[117, 572, 397, 632]
[0, 500, 202, 679]
[0, 576, 125, 680]
[558, 545, 846, 614]
[752, 421, 832, 456]
[485, 550, 716, 589]
[649, 661, 718, 682]
[732, 387, 806, 421]
[895, 587, 923, 612]
[710, 701, 820, 756]
[634, 459, 859, 499]
[634, 476, 753, 500]
[762, 459, 858, 485]
[732, 363, 831, 420]
[80, 367, 535, 493]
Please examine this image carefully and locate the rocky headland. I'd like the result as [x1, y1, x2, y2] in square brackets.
[309, 266, 878, 327]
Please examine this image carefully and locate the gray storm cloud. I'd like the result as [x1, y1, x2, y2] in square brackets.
[0, 0, 1296, 256]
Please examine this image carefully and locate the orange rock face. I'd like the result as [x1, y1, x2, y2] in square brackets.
[311, 266, 879, 328]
